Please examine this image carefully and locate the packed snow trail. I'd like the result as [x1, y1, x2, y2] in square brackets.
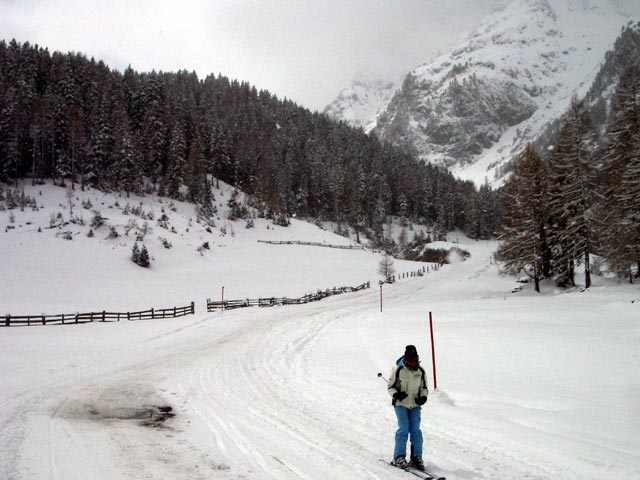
[2, 240, 639, 479]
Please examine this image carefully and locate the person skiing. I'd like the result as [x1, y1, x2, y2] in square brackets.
[387, 344, 429, 471]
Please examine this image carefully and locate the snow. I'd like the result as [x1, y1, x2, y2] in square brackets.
[2, 182, 640, 480]
[323, 75, 400, 133]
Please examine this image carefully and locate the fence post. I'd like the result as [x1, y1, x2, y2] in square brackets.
[42, 314, 46, 326]
[5, 315, 9, 327]
[102, 310, 106, 322]
[151, 308, 155, 319]
[191, 302, 194, 314]
[75, 313, 79, 324]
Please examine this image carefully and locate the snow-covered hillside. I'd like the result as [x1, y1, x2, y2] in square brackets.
[2, 182, 639, 480]
[327, 0, 640, 186]
[1, 181, 422, 315]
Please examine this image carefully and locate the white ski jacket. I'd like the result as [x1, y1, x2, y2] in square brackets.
[387, 360, 429, 409]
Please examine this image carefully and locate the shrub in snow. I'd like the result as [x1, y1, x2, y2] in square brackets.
[136, 221, 150, 241]
[124, 219, 138, 236]
[197, 242, 210, 255]
[131, 243, 151, 267]
[274, 214, 290, 227]
[90, 211, 105, 229]
[106, 226, 119, 239]
[159, 236, 172, 249]
[227, 189, 248, 220]
[49, 212, 62, 228]
[158, 213, 170, 229]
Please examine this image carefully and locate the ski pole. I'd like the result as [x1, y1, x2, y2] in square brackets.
[377, 372, 389, 383]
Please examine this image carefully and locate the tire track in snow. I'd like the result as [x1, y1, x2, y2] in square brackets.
[174, 295, 390, 479]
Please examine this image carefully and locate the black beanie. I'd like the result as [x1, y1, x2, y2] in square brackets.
[404, 345, 418, 358]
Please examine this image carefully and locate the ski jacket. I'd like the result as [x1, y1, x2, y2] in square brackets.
[387, 356, 429, 409]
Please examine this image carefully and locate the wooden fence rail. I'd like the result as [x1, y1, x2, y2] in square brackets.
[257, 240, 365, 250]
[2, 302, 195, 327]
[207, 282, 370, 312]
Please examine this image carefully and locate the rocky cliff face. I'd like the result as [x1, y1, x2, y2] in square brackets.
[326, 0, 640, 186]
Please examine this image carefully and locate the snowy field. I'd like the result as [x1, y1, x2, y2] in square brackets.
[1, 182, 639, 480]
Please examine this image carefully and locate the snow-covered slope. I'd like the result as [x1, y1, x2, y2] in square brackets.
[323, 75, 399, 132]
[2, 181, 640, 480]
[327, 0, 640, 186]
[0, 181, 414, 315]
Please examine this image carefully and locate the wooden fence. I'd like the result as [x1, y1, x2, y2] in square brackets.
[257, 240, 365, 250]
[207, 282, 370, 312]
[2, 302, 195, 327]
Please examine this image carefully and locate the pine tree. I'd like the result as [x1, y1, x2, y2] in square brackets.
[0, 88, 20, 183]
[164, 121, 187, 198]
[138, 244, 150, 267]
[113, 105, 142, 196]
[131, 243, 140, 264]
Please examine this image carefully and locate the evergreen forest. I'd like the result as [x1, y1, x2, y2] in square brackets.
[0, 39, 499, 251]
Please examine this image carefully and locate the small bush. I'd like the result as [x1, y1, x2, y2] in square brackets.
[132, 243, 151, 267]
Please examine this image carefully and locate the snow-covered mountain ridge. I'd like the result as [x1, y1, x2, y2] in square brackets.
[325, 0, 640, 186]
[322, 75, 399, 132]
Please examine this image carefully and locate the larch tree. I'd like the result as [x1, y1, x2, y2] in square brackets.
[497, 144, 549, 292]
[598, 65, 640, 281]
[548, 96, 598, 288]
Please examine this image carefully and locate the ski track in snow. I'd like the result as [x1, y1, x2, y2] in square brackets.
[2, 242, 639, 479]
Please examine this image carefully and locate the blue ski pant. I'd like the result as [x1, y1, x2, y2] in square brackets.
[393, 405, 423, 459]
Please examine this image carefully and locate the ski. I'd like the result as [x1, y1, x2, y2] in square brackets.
[378, 459, 446, 480]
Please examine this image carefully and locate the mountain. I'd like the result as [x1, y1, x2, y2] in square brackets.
[323, 75, 399, 132]
[534, 19, 640, 156]
[325, 0, 640, 186]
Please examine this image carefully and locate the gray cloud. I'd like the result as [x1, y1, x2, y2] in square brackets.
[1, 0, 500, 110]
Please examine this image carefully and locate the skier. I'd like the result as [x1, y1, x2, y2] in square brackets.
[387, 345, 429, 471]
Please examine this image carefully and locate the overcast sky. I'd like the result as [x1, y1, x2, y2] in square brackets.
[1, 0, 501, 111]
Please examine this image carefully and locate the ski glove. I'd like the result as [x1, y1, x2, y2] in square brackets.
[393, 391, 408, 401]
[415, 395, 427, 406]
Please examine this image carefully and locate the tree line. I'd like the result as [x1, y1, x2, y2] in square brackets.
[0, 39, 499, 248]
[498, 64, 640, 288]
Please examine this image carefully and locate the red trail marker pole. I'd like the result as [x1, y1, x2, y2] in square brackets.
[429, 311, 438, 390]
